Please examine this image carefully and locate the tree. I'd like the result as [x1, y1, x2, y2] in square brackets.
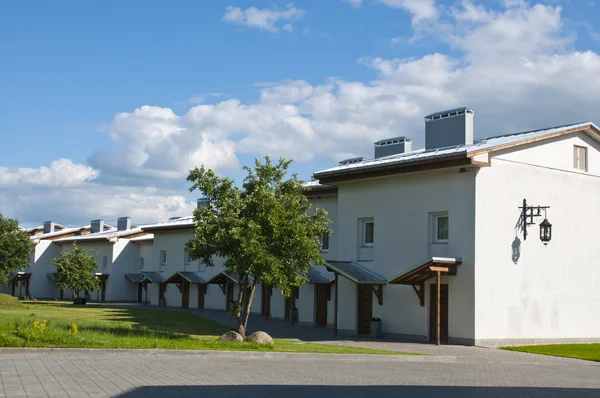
[50, 243, 100, 300]
[0, 213, 32, 285]
[186, 157, 330, 336]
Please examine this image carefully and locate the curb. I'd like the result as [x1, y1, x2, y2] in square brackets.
[0, 347, 459, 363]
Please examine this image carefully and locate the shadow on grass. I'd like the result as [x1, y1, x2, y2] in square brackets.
[79, 325, 193, 341]
[116, 385, 600, 398]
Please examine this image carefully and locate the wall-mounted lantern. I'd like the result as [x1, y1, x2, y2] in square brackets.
[519, 199, 552, 245]
[539, 218, 552, 245]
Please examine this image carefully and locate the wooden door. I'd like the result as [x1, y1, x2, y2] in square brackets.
[429, 284, 449, 343]
[357, 284, 373, 336]
[261, 285, 271, 317]
[100, 280, 107, 302]
[137, 284, 143, 302]
[198, 284, 205, 309]
[315, 284, 329, 327]
[181, 282, 190, 308]
[225, 282, 234, 311]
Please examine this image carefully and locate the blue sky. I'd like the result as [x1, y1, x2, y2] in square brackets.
[1, 0, 600, 226]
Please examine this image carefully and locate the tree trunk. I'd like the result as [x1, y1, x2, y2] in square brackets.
[235, 274, 248, 336]
[72, 290, 79, 299]
[241, 277, 258, 335]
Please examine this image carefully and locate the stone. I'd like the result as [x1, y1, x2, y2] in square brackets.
[247, 331, 274, 345]
[219, 331, 243, 343]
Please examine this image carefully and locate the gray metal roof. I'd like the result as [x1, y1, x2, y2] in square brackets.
[178, 272, 207, 284]
[139, 216, 195, 231]
[141, 271, 166, 283]
[307, 265, 334, 284]
[55, 228, 146, 243]
[30, 225, 91, 241]
[314, 122, 598, 178]
[425, 107, 470, 118]
[125, 273, 146, 284]
[325, 261, 387, 285]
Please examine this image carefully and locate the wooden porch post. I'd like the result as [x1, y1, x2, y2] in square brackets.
[334, 272, 339, 337]
[144, 283, 148, 307]
[436, 270, 441, 346]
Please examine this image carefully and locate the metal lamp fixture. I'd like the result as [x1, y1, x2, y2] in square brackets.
[519, 199, 552, 245]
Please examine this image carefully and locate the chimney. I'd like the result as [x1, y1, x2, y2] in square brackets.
[374, 136, 412, 159]
[90, 219, 105, 234]
[338, 157, 366, 166]
[43, 221, 55, 234]
[117, 217, 131, 231]
[425, 107, 474, 150]
[197, 197, 209, 209]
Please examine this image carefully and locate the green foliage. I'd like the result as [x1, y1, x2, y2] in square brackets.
[0, 294, 21, 308]
[49, 243, 100, 299]
[0, 213, 32, 285]
[186, 157, 331, 335]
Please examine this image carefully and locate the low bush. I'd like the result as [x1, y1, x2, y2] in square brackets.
[0, 294, 21, 308]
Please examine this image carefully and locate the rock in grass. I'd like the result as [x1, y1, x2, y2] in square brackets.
[247, 331, 274, 345]
[220, 331, 243, 342]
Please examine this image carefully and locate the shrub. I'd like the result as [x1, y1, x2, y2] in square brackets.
[0, 294, 21, 308]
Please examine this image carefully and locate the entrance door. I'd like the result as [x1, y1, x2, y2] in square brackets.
[261, 285, 271, 317]
[100, 280, 107, 302]
[137, 284, 143, 302]
[357, 284, 373, 336]
[315, 284, 329, 327]
[181, 281, 190, 308]
[284, 296, 292, 320]
[225, 282, 234, 311]
[198, 284, 205, 309]
[429, 284, 449, 343]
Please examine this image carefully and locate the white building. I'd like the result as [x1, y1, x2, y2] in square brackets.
[55, 218, 149, 302]
[304, 108, 600, 345]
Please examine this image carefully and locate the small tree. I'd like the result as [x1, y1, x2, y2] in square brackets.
[0, 213, 32, 285]
[186, 157, 330, 336]
[50, 243, 100, 301]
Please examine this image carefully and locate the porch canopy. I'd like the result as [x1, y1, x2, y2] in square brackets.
[389, 257, 461, 345]
[164, 271, 207, 285]
[141, 271, 165, 284]
[306, 265, 334, 284]
[324, 261, 387, 337]
[206, 271, 240, 285]
[125, 273, 148, 284]
[8, 272, 31, 282]
[47, 273, 57, 284]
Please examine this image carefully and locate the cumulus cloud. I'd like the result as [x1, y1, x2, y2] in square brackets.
[0, 159, 98, 187]
[377, 0, 437, 24]
[4, 1, 600, 226]
[223, 4, 305, 33]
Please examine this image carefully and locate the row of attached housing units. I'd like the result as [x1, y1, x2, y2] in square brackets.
[4, 107, 600, 346]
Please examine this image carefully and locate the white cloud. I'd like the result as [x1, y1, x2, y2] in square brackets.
[223, 4, 305, 33]
[5, 1, 600, 227]
[377, 0, 437, 24]
[0, 159, 98, 187]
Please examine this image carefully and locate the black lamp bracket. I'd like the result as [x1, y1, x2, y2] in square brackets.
[518, 198, 550, 240]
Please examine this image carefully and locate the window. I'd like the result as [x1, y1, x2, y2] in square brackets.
[138, 257, 144, 270]
[574, 145, 588, 171]
[102, 256, 108, 269]
[320, 233, 330, 251]
[159, 250, 167, 272]
[197, 261, 205, 272]
[434, 214, 449, 242]
[362, 220, 374, 246]
[184, 250, 190, 269]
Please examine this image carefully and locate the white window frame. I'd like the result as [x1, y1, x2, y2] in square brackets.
[102, 256, 108, 269]
[320, 232, 330, 252]
[184, 249, 190, 270]
[574, 145, 588, 172]
[159, 250, 167, 272]
[360, 218, 374, 247]
[138, 257, 144, 270]
[432, 213, 449, 243]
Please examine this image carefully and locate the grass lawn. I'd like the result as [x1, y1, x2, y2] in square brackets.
[0, 300, 412, 355]
[502, 344, 600, 362]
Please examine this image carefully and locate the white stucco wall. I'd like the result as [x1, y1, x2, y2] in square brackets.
[110, 239, 139, 302]
[333, 168, 477, 341]
[29, 241, 62, 299]
[474, 133, 600, 343]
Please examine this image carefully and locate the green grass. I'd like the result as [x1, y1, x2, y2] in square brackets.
[0, 294, 21, 308]
[502, 344, 600, 362]
[0, 301, 412, 355]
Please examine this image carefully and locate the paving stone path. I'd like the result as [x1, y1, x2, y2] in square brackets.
[0, 349, 598, 397]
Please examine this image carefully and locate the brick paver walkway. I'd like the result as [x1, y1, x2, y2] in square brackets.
[0, 349, 598, 397]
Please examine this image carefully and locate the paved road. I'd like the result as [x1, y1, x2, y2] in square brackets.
[0, 349, 598, 398]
